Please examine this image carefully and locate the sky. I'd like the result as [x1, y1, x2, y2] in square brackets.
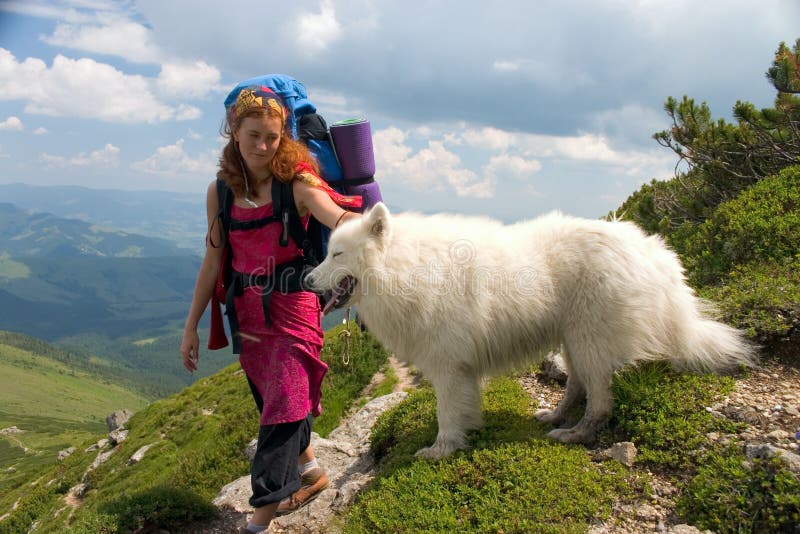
[0, 0, 797, 222]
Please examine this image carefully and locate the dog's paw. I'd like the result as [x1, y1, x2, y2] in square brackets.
[534, 408, 564, 425]
[547, 427, 592, 444]
[414, 439, 461, 460]
[414, 445, 446, 460]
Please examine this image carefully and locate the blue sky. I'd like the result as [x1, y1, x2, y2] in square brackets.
[0, 0, 797, 222]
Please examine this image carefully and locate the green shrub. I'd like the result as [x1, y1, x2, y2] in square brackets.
[606, 362, 740, 469]
[699, 257, 800, 341]
[682, 165, 800, 286]
[677, 450, 800, 533]
[101, 485, 217, 532]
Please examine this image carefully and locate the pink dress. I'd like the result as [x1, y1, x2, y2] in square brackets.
[229, 202, 327, 426]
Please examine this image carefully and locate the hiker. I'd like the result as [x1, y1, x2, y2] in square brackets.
[180, 85, 361, 534]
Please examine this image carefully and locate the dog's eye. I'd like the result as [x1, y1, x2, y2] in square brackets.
[332, 252, 342, 259]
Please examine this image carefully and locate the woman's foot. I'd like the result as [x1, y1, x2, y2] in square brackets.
[275, 467, 330, 516]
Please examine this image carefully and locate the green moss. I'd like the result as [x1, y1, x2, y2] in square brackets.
[677, 450, 800, 533]
[606, 362, 740, 469]
[350, 378, 635, 533]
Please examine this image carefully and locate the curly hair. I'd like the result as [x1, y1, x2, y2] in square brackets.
[217, 105, 319, 198]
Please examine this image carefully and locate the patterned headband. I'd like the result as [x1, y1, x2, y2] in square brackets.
[230, 86, 287, 123]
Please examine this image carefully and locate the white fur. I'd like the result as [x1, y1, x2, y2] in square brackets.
[307, 203, 756, 459]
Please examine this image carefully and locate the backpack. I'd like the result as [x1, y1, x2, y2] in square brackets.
[208, 75, 367, 352]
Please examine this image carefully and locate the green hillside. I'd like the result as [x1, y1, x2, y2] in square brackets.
[0, 322, 390, 533]
[0, 333, 149, 507]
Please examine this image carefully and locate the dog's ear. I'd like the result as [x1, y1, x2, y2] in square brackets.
[364, 202, 391, 244]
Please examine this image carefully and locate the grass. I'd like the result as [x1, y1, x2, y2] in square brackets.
[1, 322, 390, 533]
[346, 362, 799, 533]
[348, 378, 637, 533]
[0, 341, 148, 510]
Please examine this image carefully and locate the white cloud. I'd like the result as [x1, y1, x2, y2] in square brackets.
[40, 143, 119, 168]
[42, 18, 162, 63]
[156, 60, 222, 98]
[0, 116, 23, 131]
[485, 153, 542, 178]
[0, 48, 201, 123]
[296, 0, 342, 55]
[374, 127, 493, 198]
[33, 127, 48, 135]
[132, 138, 218, 178]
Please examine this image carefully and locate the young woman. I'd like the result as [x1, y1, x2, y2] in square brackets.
[180, 85, 360, 533]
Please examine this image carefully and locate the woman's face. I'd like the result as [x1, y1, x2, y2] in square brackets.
[234, 114, 283, 177]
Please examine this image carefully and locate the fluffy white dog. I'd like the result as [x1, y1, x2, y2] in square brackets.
[306, 203, 755, 459]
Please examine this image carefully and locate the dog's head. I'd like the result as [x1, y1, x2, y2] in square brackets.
[306, 202, 392, 312]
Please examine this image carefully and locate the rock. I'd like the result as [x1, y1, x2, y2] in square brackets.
[767, 429, 790, 441]
[127, 443, 155, 465]
[57, 447, 75, 461]
[244, 438, 258, 461]
[634, 503, 662, 521]
[541, 351, 568, 383]
[745, 443, 800, 473]
[670, 525, 713, 534]
[108, 429, 129, 445]
[214, 392, 409, 532]
[105, 409, 133, 431]
[85, 438, 108, 453]
[603, 442, 637, 467]
[213, 476, 252, 513]
[0, 426, 22, 435]
[89, 448, 116, 471]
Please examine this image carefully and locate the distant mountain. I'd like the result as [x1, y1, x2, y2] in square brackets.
[0, 254, 200, 340]
[0, 202, 195, 258]
[0, 183, 206, 254]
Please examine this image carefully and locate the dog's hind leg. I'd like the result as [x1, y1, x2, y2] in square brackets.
[535, 374, 585, 427]
[535, 346, 586, 427]
[415, 366, 483, 460]
[547, 350, 614, 444]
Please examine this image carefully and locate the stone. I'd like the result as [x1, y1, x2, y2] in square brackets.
[767, 429, 790, 441]
[89, 448, 116, 471]
[745, 443, 800, 473]
[105, 409, 133, 431]
[244, 438, 257, 461]
[213, 476, 252, 513]
[108, 428, 129, 445]
[604, 442, 637, 467]
[541, 351, 568, 383]
[127, 443, 155, 465]
[670, 525, 713, 534]
[216, 392, 409, 533]
[57, 447, 75, 461]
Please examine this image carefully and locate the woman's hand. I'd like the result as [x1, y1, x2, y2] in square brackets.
[180, 329, 200, 372]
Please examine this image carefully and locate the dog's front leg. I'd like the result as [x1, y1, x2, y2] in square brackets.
[415, 366, 482, 460]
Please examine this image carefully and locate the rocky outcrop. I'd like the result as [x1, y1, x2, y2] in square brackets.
[212, 392, 408, 533]
[105, 409, 133, 431]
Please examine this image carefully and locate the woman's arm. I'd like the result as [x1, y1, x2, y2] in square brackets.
[180, 180, 226, 371]
[293, 179, 360, 230]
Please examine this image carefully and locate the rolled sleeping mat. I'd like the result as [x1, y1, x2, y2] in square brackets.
[329, 118, 375, 181]
[343, 179, 383, 213]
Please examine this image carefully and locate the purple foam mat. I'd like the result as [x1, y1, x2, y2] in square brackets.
[344, 180, 383, 212]
[330, 119, 375, 180]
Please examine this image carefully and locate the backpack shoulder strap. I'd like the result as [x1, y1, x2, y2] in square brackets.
[212, 179, 233, 248]
[271, 177, 319, 265]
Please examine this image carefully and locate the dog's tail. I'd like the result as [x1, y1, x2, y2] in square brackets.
[671, 299, 758, 372]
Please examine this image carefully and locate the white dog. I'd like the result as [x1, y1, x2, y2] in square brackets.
[306, 203, 755, 459]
